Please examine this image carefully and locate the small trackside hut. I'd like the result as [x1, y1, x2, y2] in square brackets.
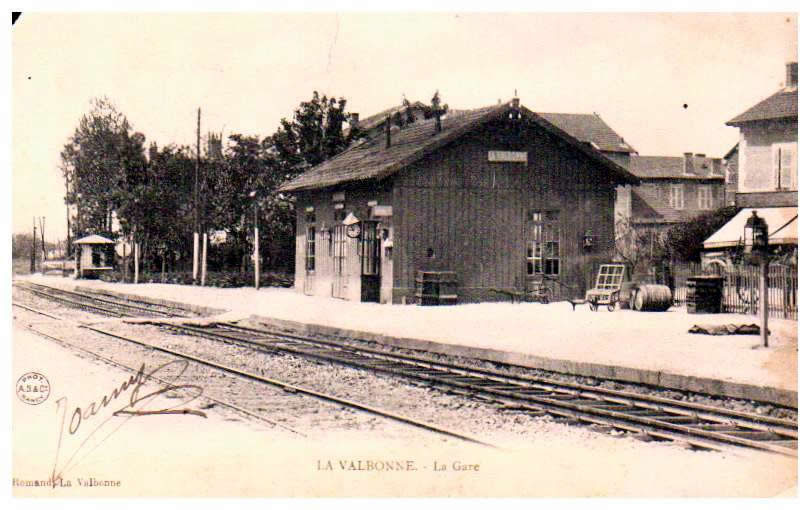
[279, 99, 639, 304]
[73, 234, 116, 279]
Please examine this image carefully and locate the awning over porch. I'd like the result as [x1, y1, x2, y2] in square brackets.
[703, 207, 798, 249]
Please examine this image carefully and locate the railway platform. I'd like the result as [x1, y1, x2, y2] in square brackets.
[22, 274, 798, 406]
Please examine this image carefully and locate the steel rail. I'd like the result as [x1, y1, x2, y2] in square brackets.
[12, 305, 304, 436]
[12, 299, 495, 448]
[17, 282, 191, 318]
[18, 281, 796, 455]
[18, 285, 125, 317]
[164, 322, 797, 456]
[219, 323, 797, 429]
[82, 323, 497, 448]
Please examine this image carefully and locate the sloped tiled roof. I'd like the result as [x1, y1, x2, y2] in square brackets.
[727, 89, 798, 125]
[630, 188, 694, 224]
[536, 112, 635, 153]
[628, 155, 724, 180]
[630, 186, 688, 224]
[279, 103, 639, 192]
[73, 234, 115, 244]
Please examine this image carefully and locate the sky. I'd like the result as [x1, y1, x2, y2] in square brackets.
[10, 11, 799, 240]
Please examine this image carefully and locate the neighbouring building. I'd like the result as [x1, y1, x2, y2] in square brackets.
[616, 153, 726, 235]
[722, 143, 739, 207]
[536, 112, 636, 168]
[703, 62, 798, 261]
[279, 99, 639, 304]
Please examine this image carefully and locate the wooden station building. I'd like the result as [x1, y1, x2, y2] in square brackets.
[279, 99, 639, 304]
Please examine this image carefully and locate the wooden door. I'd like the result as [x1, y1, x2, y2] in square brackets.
[360, 221, 381, 302]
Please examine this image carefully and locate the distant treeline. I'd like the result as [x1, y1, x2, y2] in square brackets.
[58, 92, 373, 274]
[11, 233, 63, 259]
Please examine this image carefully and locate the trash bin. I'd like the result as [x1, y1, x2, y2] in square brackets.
[686, 276, 724, 314]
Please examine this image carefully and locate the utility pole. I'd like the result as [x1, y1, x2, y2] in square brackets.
[250, 191, 260, 290]
[134, 227, 139, 284]
[193, 107, 201, 284]
[30, 218, 37, 273]
[760, 260, 770, 348]
[64, 174, 71, 257]
[39, 217, 46, 263]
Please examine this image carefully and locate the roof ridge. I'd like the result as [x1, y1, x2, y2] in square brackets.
[727, 87, 798, 125]
[279, 102, 638, 192]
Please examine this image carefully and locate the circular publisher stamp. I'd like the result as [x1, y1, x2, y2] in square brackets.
[16, 372, 50, 405]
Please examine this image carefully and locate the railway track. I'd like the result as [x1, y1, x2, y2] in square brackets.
[15, 281, 198, 318]
[12, 291, 495, 448]
[15, 281, 798, 456]
[12, 303, 305, 437]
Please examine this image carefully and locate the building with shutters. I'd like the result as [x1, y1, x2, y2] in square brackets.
[278, 99, 639, 303]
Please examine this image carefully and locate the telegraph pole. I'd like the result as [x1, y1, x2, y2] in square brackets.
[192, 108, 201, 284]
[254, 199, 260, 290]
[64, 173, 71, 257]
[31, 217, 37, 273]
[39, 217, 46, 263]
[761, 259, 769, 348]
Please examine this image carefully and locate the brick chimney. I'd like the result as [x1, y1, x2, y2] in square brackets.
[385, 114, 392, 148]
[683, 152, 694, 175]
[786, 62, 798, 89]
[349, 112, 359, 130]
[694, 153, 707, 173]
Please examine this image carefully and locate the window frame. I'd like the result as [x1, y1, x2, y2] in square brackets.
[332, 224, 347, 277]
[669, 184, 685, 210]
[526, 210, 561, 278]
[697, 185, 713, 210]
[305, 224, 316, 272]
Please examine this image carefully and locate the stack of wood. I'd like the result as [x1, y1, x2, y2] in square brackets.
[686, 276, 725, 314]
[416, 270, 458, 305]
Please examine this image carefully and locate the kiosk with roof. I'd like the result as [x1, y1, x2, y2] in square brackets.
[73, 234, 116, 279]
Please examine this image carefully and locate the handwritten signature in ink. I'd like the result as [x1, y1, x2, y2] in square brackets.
[49, 359, 206, 487]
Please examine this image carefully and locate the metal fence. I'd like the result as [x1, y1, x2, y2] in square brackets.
[672, 262, 797, 320]
[723, 264, 798, 320]
[672, 262, 701, 306]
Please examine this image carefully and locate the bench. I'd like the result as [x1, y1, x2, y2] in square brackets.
[489, 287, 549, 304]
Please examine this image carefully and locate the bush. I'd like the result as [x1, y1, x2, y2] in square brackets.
[664, 206, 738, 263]
[99, 270, 293, 288]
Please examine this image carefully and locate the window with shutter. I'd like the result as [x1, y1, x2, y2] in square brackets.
[697, 185, 713, 210]
[773, 143, 798, 191]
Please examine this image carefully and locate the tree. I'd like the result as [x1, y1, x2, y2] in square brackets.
[664, 206, 738, 263]
[60, 97, 144, 238]
[614, 214, 668, 279]
[270, 91, 363, 171]
[425, 90, 449, 119]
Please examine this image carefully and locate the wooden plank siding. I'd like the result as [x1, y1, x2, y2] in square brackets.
[391, 119, 621, 303]
[294, 183, 394, 301]
[292, 117, 624, 304]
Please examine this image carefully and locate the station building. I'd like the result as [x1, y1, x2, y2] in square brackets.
[279, 99, 639, 304]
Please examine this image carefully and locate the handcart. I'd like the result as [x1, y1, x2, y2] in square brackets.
[567, 264, 625, 311]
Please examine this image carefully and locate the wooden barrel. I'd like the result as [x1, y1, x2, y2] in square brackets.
[633, 284, 672, 312]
